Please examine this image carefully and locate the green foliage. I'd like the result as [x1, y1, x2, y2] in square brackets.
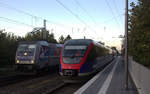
[47, 33, 57, 43]
[65, 35, 72, 41]
[58, 35, 72, 44]
[24, 28, 57, 43]
[0, 31, 19, 66]
[58, 35, 65, 44]
[129, 0, 150, 67]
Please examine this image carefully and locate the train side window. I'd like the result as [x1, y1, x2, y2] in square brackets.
[40, 46, 49, 57]
[40, 47, 44, 57]
[96, 46, 105, 57]
[87, 47, 96, 61]
[45, 47, 49, 56]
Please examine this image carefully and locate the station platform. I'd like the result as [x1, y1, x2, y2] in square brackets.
[74, 56, 138, 94]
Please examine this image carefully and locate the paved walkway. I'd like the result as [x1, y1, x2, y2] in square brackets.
[74, 56, 138, 94]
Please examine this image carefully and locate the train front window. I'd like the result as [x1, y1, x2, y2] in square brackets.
[17, 44, 36, 56]
[62, 45, 87, 64]
[63, 45, 87, 57]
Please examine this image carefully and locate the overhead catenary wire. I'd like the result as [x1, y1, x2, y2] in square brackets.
[0, 1, 71, 29]
[73, 0, 124, 32]
[55, 0, 89, 27]
[0, 2, 38, 19]
[73, 0, 97, 25]
[112, 0, 123, 22]
[0, 1, 74, 38]
[104, 0, 121, 31]
[0, 0, 124, 30]
[0, 16, 35, 28]
[102, 13, 124, 24]
[0, 0, 124, 40]
[55, 0, 99, 36]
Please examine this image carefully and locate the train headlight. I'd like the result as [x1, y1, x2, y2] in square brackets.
[24, 52, 27, 56]
[16, 60, 19, 64]
[31, 60, 34, 64]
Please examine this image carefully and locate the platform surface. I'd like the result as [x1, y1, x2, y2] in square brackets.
[74, 56, 138, 94]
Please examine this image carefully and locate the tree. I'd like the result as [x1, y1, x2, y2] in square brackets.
[58, 35, 72, 44]
[24, 28, 57, 43]
[129, 0, 150, 67]
[64, 35, 72, 41]
[0, 31, 18, 66]
[59, 35, 65, 44]
[47, 33, 57, 43]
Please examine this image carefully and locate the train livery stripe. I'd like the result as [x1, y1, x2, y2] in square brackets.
[60, 47, 63, 65]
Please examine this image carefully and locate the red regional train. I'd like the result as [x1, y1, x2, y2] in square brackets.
[59, 39, 114, 82]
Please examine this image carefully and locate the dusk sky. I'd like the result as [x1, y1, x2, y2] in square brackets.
[0, 0, 137, 50]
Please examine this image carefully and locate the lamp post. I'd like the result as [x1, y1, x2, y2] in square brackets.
[125, 0, 129, 89]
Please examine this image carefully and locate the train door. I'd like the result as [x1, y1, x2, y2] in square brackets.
[48, 45, 57, 66]
[38, 45, 49, 69]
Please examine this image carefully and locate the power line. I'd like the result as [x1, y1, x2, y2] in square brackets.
[0, 16, 73, 37]
[104, 0, 121, 30]
[0, 2, 37, 18]
[0, 17, 35, 27]
[55, 0, 98, 36]
[74, 0, 124, 27]
[73, 0, 97, 25]
[0, 1, 95, 39]
[0, 1, 123, 30]
[113, 0, 123, 22]
[0, 1, 71, 29]
[102, 13, 124, 24]
[55, 0, 87, 26]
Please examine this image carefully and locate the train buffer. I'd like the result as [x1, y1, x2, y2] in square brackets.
[74, 56, 138, 94]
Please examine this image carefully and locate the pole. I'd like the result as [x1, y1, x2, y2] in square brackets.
[44, 19, 46, 29]
[43, 19, 47, 40]
[125, 0, 128, 89]
[84, 36, 86, 39]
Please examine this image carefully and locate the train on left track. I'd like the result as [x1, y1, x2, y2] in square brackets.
[15, 41, 62, 74]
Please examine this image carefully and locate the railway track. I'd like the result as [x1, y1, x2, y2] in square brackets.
[0, 75, 34, 87]
[0, 73, 64, 94]
[0, 73, 86, 94]
[46, 83, 85, 94]
[0, 69, 58, 87]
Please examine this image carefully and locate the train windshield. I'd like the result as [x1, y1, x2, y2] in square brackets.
[17, 44, 36, 56]
[63, 45, 87, 57]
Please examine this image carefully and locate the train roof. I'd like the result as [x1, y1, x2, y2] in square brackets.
[48, 43, 63, 47]
[64, 39, 112, 49]
[56, 44, 63, 47]
[19, 41, 49, 46]
[64, 39, 93, 45]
